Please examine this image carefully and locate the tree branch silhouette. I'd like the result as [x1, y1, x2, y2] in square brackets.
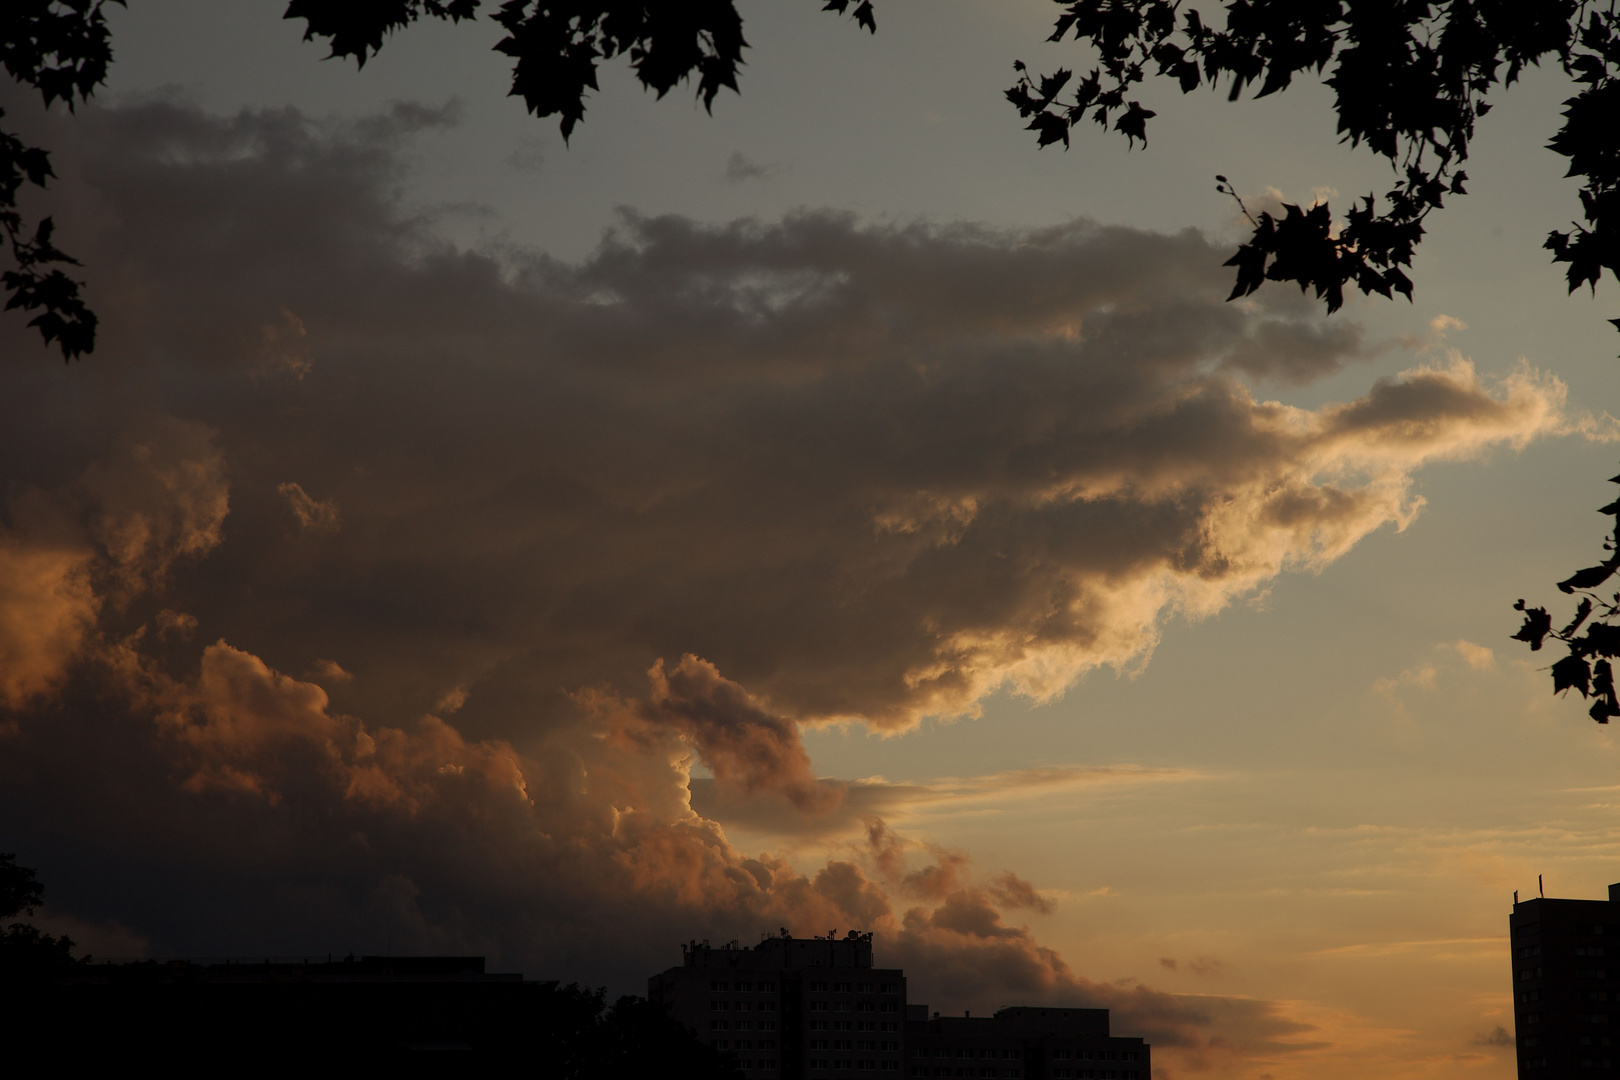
[1007, 1, 1619, 332]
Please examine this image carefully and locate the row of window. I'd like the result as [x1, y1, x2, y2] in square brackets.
[711, 1020, 779, 1031]
[1515, 921, 1618, 938]
[1517, 968, 1609, 982]
[807, 982, 901, 994]
[712, 981, 778, 992]
[912, 1049, 1021, 1059]
[713, 1000, 777, 1011]
[906, 1070, 1022, 1078]
[810, 1021, 900, 1032]
[714, 1040, 777, 1051]
[811, 1001, 899, 1014]
[1055, 1051, 1139, 1062]
[1051, 1072, 1144, 1079]
[809, 1061, 902, 1072]
[1519, 946, 1613, 961]
[733, 1061, 777, 1071]
[810, 1040, 900, 1052]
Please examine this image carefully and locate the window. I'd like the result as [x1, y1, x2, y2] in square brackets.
[737, 1001, 753, 1012]
[835, 1021, 853, 1031]
[837, 1002, 853, 1013]
[881, 983, 897, 994]
[712, 981, 729, 991]
[762, 982, 777, 992]
[1517, 945, 1542, 958]
[762, 1021, 778, 1031]
[858, 1003, 876, 1014]
[1516, 923, 1540, 937]
[860, 983, 875, 993]
[738, 1020, 754, 1031]
[1521, 990, 1544, 1003]
[713, 1001, 730, 1011]
[813, 1002, 830, 1012]
[711, 1021, 730, 1031]
[882, 1041, 899, 1052]
[1578, 946, 1608, 957]
[813, 1041, 830, 1051]
[1055, 1050, 1071, 1060]
[881, 1022, 899, 1032]
[1579, 969, 1608, 980]
[835, 982, 853, 992]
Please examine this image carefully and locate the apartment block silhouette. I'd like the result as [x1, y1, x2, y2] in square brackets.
[1511, 883, 1620, 1074]
[649, 931, 1151, 1079]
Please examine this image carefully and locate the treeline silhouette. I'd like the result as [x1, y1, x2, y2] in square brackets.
[0, 854, 742, 1072]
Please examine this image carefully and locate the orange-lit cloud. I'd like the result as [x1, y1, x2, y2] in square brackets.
[0, 94, 1595, 1076]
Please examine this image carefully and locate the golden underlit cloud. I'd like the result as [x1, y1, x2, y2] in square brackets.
[0, 93, 1603, 1077]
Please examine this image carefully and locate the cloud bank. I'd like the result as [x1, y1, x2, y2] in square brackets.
[0, 90, 1585, 1071]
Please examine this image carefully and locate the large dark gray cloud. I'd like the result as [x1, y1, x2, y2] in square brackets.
[0, 89, 1579, 1071]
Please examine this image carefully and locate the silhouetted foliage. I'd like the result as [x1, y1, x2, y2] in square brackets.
[0, 1, 877, 357]
[0, 0, 115, 360]
[1008, 1, 1620, 330]
[0, 853, 81, 986]
[1515, 476, 1620, 724]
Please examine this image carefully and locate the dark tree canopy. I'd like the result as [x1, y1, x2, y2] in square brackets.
[1007, 1, 1620, 328]
[1, 852, 81, 983]
[0, 0, 877, 359]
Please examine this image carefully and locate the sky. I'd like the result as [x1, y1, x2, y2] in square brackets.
[4, 3, 1620, 1077]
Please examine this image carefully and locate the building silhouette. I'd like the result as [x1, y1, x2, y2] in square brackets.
[649, 931, 1152, 1079]
[1511, 883, 1620, 1074]
[649, 931, 907, 1077]
[906, 1005, 1149, 1078]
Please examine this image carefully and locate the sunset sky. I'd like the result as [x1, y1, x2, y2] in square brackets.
[6, 3, 1620, 1078]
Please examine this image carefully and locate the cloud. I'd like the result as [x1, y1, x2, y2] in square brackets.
[0, 92, 1589, 1073]
[154, 609, 197, 641]
[6, 94, 1588, 736]
[724, 150, 784, 183]
[689, 763, 1205, 840]
[1472, 1025, 1513, 1048]
[1454, 639, 1496, 671]
[0, 537, 97, 710]
[276, 482, 340, 532]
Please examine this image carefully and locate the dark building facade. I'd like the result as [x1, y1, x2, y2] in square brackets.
[905, 1005, 1150, 1079]
[648, 932, 907, 1078]
[1511, 885, 1620, 1074]
[649, 933, 1151, 1080]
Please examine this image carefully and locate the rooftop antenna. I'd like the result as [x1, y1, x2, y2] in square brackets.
[1540, 874, 1545, 899]
[1514, 890, 1519, 905]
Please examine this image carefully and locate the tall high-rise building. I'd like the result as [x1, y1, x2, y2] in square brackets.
[1510, 882, 1620, 1074]
[649, 932, 1154, 1079]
